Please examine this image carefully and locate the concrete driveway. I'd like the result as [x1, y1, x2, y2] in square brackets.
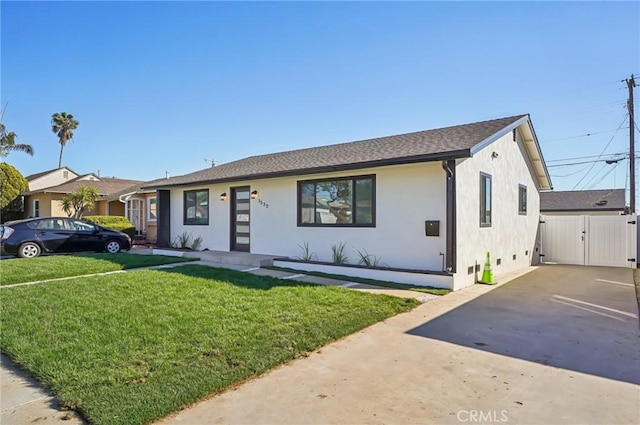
[160, 265, 640, 425]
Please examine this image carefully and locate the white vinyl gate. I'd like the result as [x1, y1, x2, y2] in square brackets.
[539, 214, 637, 268]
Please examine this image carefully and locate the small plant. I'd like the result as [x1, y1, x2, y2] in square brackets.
[297, 241, 317, 261]
[191, 235, 203, 251]
[330, 242, 349, 264]
[355, 248, 383, 267]
[173, 231, 192, 249]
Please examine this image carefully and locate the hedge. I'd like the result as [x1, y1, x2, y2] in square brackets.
[84, 215, 136, 239]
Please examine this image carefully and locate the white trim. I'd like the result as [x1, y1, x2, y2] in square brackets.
[148, 196, 157, 222]
[469, 115, 552, 191]
[469, 115, 529, 156]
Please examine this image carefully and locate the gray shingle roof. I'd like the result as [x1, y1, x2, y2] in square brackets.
[25, 178, 144, 197]
[540, 189, 626, 212]
[144, 115, 527, 188]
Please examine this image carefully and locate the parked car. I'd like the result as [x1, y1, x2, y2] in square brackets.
[0, 217, 132, 258]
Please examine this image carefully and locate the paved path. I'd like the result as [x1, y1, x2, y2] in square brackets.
[1, 354, 84, 424]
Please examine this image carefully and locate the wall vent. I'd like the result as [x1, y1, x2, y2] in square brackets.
[496, 258, 501, 266]
[513, 254, 517, 260]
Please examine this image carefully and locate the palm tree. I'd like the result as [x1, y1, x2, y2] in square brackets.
[0, 122, 34, 157]
[51, 112, 79, 168]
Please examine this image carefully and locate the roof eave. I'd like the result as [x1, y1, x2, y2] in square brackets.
[142, 150, 472, 189]
[470, 115, 552, 190]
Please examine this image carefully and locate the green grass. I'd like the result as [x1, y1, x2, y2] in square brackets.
[0, 253, 195, 285]
[0, 264, 419, 425]
[268, 266, 451, 296]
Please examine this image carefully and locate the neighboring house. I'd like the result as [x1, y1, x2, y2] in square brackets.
[103, 181, 164, 242]
[143, 114, 552, 291]
[540, 189, 626, 215]
[25, 167, 79, 191]
[23, 174, 143, 221]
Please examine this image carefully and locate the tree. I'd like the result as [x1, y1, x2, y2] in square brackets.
[51, 112, 79, 168]
[61, 185, 99, 218]
[0, 121, 34, 157]
[0, 163, 28, 222]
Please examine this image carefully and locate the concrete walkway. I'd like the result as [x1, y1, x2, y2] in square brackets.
[131, 247, 437, 301]
[1, 354, 84, 424]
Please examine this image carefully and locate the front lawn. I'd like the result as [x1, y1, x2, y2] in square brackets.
[0, 253, 195, 285]
[0, 264, 419, 425]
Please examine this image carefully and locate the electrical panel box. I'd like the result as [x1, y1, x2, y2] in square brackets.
[425, 220, 440, 237]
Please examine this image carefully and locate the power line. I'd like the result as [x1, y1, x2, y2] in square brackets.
[546, 152, 626, 163]
[572, 115, 628, 190]
[547, 157, 626, 168]
[587, 161, 623, 189]
[541, 128, 628, 144]
[550, 165, 592, 178]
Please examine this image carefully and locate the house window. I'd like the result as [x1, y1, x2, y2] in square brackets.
[63, 170, 69, 179]
[298, 175, 375, 227]
[33, 199, 40, 218]
[480, 173, 492, 227]
[518, 185, 527, 215]
[184, 189, 209, 225]
[148, 197, 157, 221]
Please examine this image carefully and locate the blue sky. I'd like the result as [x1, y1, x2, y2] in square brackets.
[2, 1, 639, 197]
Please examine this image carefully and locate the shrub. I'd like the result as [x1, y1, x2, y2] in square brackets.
[84, 215, 136, 239]
[0, 162, 28, 212]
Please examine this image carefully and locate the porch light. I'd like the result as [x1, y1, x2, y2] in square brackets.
[251, 190, 258, 199]
[220, 192, 227, 201]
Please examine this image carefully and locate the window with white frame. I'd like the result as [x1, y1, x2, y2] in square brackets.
[148, 197, 157, 221]
[33, 199, 40, 217]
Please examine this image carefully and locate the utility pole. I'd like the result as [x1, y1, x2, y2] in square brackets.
[626, 74, 636, 213]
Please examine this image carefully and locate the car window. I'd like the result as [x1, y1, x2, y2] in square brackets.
[26, 219, 53, 230]
[69, 220, 95, 231]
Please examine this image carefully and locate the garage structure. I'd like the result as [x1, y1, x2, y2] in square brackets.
[538, 189, 636, 268]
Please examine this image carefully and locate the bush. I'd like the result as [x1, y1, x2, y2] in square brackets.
[0, 162, 28, 211]
[84, 215, 136, 239]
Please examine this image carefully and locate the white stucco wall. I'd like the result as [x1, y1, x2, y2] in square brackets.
[28, 168, 78, 191]
[454, 128, 541, 290]
[168, 162, 449, 273]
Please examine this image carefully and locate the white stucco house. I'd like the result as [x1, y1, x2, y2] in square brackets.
[144, 114, 552, 291]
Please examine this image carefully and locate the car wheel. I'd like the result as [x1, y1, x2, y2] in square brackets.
[105, 240, 122, 254]
[18, 242, 41, 258]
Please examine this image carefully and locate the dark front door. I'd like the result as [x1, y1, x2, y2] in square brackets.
[231, 186, 250, 252]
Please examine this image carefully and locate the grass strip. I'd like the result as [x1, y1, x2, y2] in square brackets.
[268, 266, 450, 296]
[0, 253, 195, 285]
[0, 264, 418, 425]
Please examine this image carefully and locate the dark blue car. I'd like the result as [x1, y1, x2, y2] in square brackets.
[1, 217, 131, 258]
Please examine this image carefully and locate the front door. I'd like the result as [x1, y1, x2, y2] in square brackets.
[126, 198, 145, 236]
[231, 186, 250, 252]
